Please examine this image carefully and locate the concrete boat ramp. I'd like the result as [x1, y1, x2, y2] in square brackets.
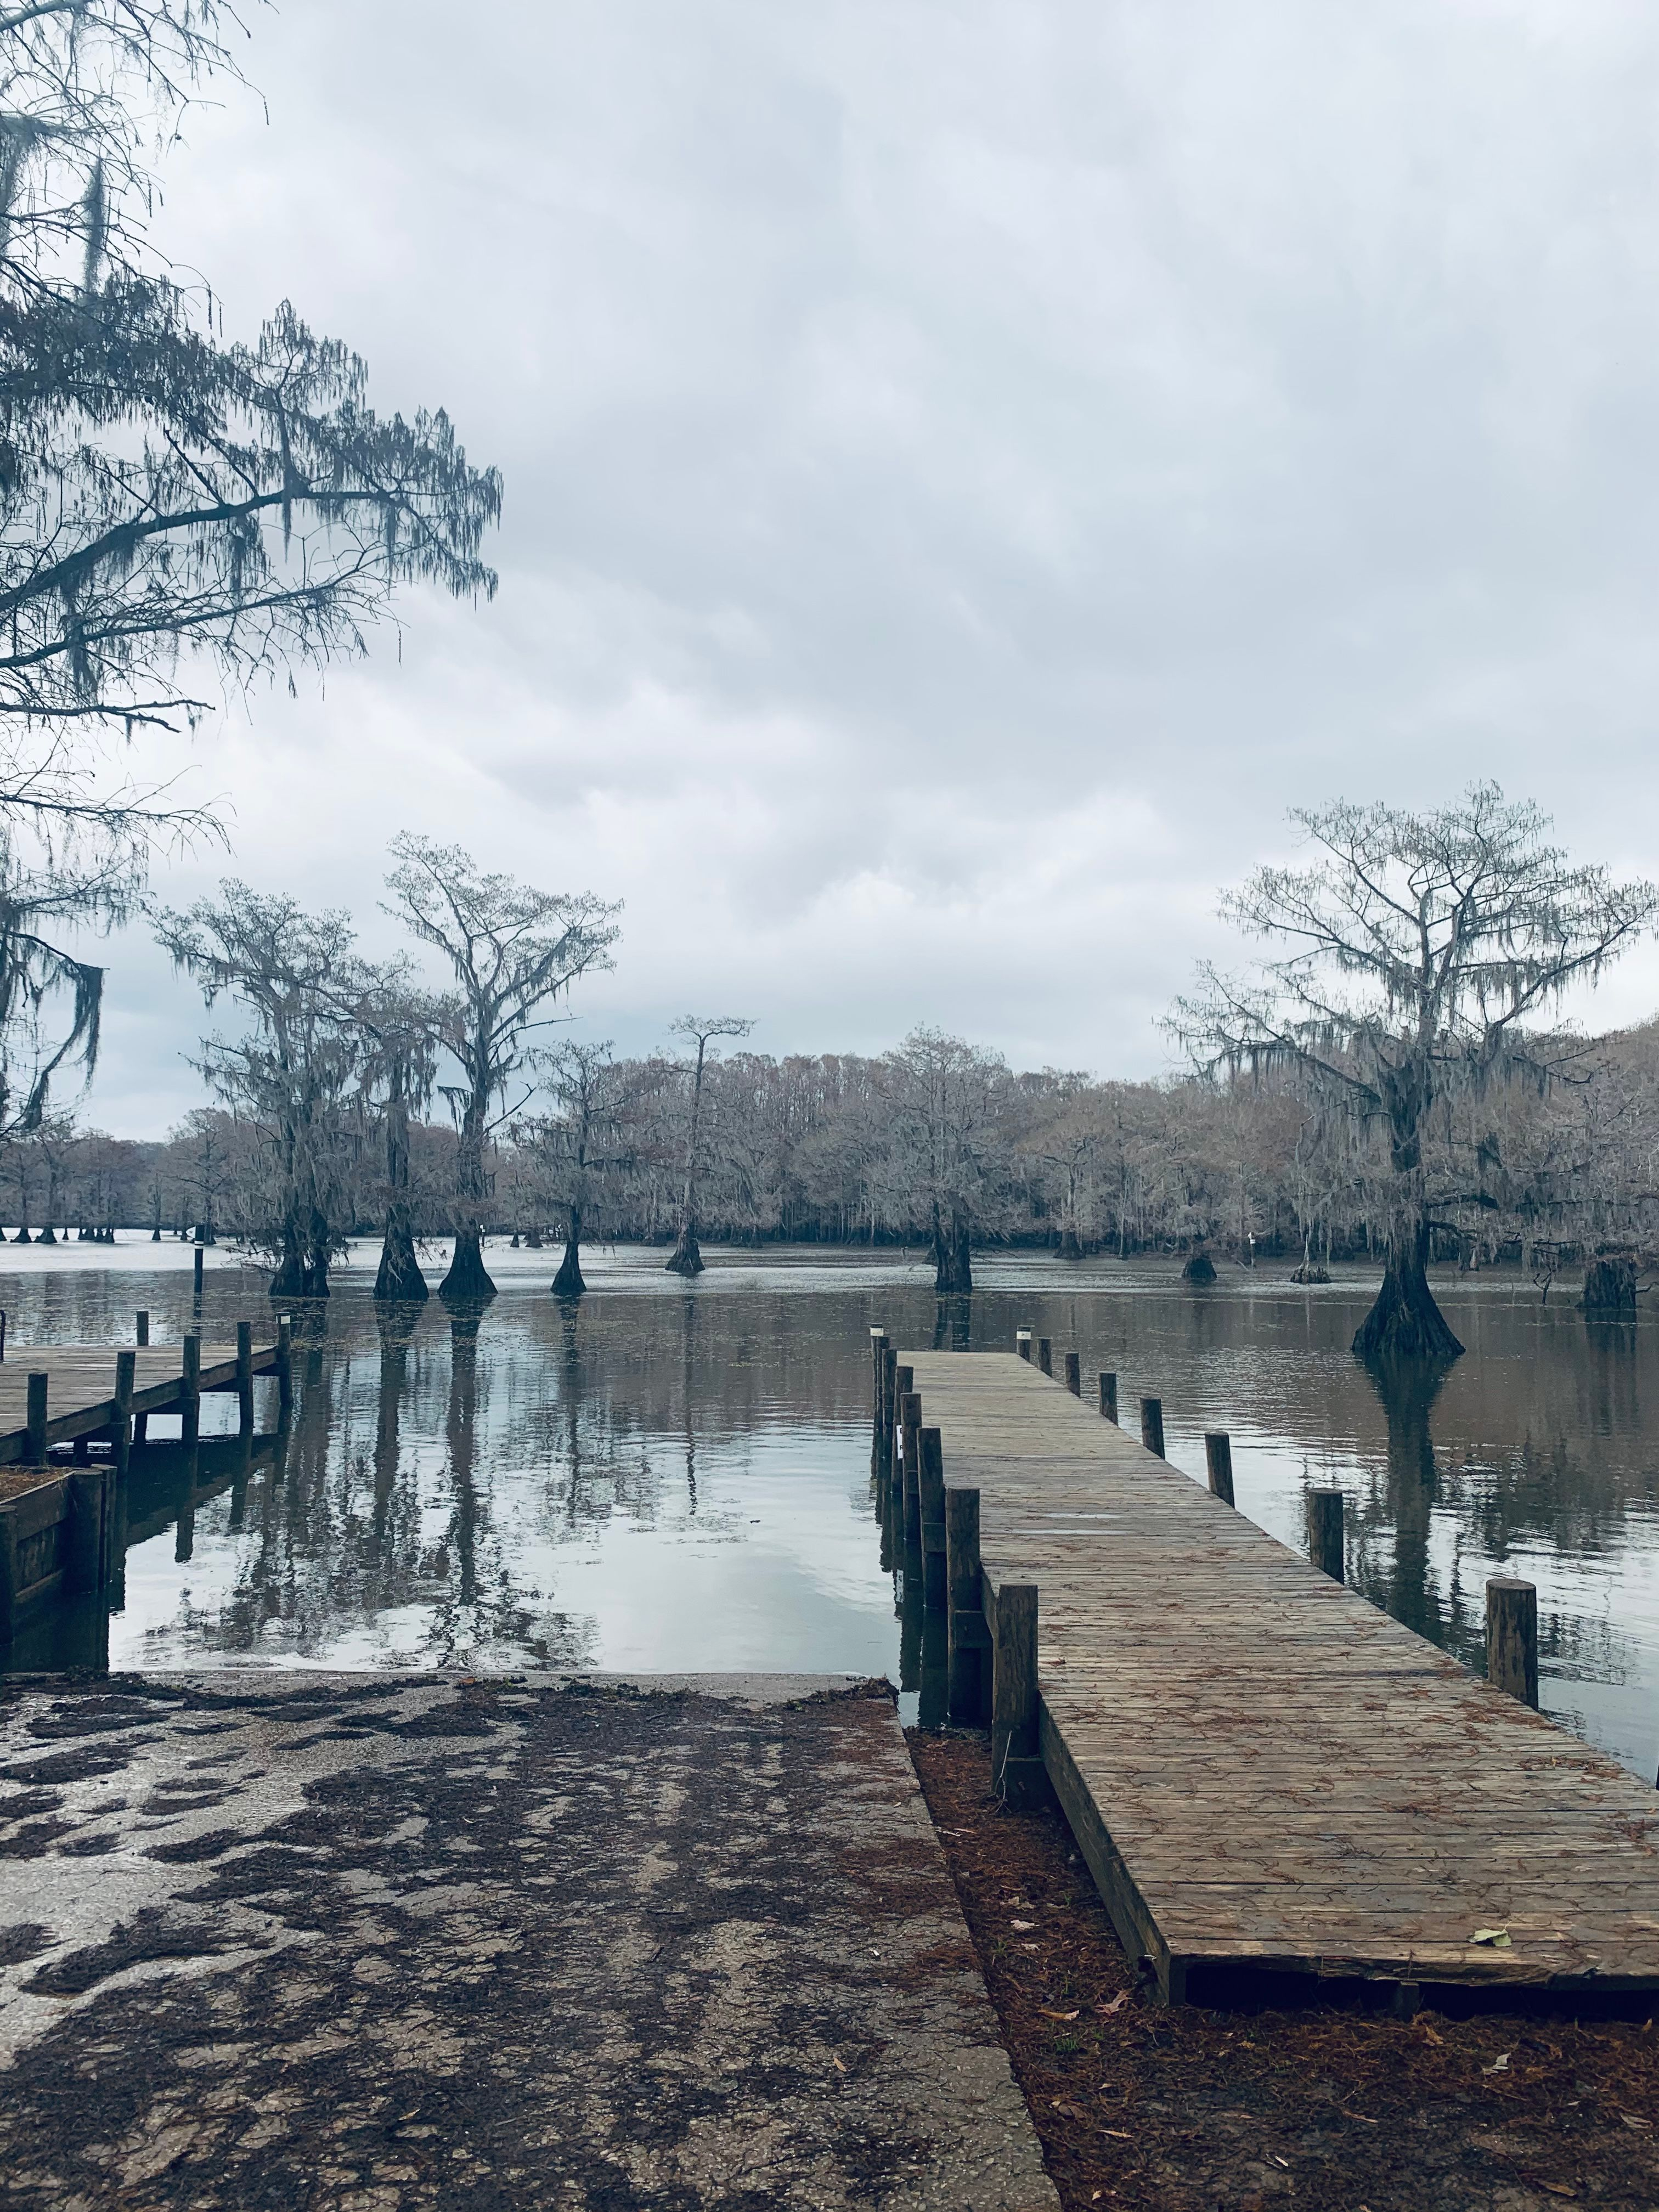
[0, 1672, 1057, 2211]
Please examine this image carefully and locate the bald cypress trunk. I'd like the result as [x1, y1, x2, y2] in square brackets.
[1352, 1221, 1463, 1364]
[552, 1203, 586, 1299]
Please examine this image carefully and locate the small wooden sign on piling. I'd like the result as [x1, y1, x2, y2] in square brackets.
[1015, 1329, 1032, 1361]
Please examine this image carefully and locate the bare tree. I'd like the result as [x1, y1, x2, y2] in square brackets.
[663, 1015, 753, 1276]
[156, 885, 366, 1297]
[384, 837, 619, 1301]
[516, 1040, 639, 1298]
[1173, 786, 1659, 1363]
[878, 1028, 1011, 1294]
[345, 963, 445, 1303]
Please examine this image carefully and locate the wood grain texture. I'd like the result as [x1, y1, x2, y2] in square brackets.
[901, 1347, 1659, 2002]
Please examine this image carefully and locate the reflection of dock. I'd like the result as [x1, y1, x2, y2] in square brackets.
[887, 1346, 1659, 2007]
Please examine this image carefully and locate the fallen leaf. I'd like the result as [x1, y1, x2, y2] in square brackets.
[1101, 2128, 1132, 2140]
[1621, 2113, 1652, 2131]
[1418, 2023, 1444, 2045]
[1482, 2053, 1511, 2075]
[1039, 2008, 1080, 2021]
[1098, 1991, 1129, 2015]
[1539, 2186, 1577, 2199]
[831, 2055, 845, 2073]
[1271, 2155, 1291, 2169]
[1471, 1927, 1513, 1949]
[1049, 2098, 1087, 2120]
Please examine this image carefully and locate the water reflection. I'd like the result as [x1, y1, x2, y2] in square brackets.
[1, 1247, 1658, 1779]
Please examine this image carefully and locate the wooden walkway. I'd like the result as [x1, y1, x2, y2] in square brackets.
[901, 1348, 1659, 2006]
[0, 1339, 282, 1465]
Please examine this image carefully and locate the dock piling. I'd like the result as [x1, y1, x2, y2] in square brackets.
[1486, 1577, 1539, 1709]
[945, 1485, 986, 1722]
[133, 1311, 150, 1443]
[1063, 1351, 1081, 1396]
[900, 1391, 922, 1546]
[1037, 1337, 1052, 1377]
[181, 1334, 201, 1448]
[113, 1350, 134, 1483]
[991, 1582, 1045, 1805]
[1099, 1371, 1118, 1423]
[1308, 1490, 1345, 1582]
[1204, 1432, 1235, 1507]
[1139, 1396, 1165, 1458]
[1015, 1329, 1032, 1361]
[193, 1246, 204, 1299]
[919, 1426, 946, 1608]
[25, 1372, 46, 1464]
[236, 1321, 255, 1436]
[276, 1316, 293, 1414]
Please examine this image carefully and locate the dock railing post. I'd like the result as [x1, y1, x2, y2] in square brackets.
[945, 1485, 986, 1722]
[181, 1333, 201, 1449]
[1139, 1396, 1165, 1458]
[276, 1316, 294, 1415]
[0, 1307, 7, 1360]
[900, 1390, 922, 1546]
[991, 1582, 1045, 1806]
[1015, 1328, 1032, 1361]
[919, 1426, 946, 1609]
[1037, 1337, 1052, 1376]
[1063, 1351, 1081, 1396]
[1308, 1490, 1345, 1582]
[1099, 1371, 1118, 1423]
[1204, 1432, 1235, 1506]
[193, 1245, 204, 1301]
[26, 1371, 47, 1464]
[236, 1321, 255, 1436]
[1486, 1577, 1539, 1708]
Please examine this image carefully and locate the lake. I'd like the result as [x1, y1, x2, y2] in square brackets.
[4, 1239, 1658, 1785]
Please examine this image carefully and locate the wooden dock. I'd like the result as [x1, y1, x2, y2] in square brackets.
[892, 1346, 1659, 2006]
[0, 1335, 284, 1465]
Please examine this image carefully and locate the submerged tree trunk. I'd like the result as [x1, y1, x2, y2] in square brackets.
[932, 1205, 973, 1295]
[441, 1069, 496, 1301]
[1182, 1246, 1217, 1285]
[374, 1069, 428, 1301]
[1582, 1254, 1638, 1321]
[664, 1223, 703, 1277]
[269, 1218, 307, 1299]
[1352, 1222, 1464, 1364]
[552, 1203, 586, 1298]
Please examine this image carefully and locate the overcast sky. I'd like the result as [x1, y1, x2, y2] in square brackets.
[78, 0, 1659, 1135]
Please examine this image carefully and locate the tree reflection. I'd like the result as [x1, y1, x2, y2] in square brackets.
[1352, 1357, 1450, 1643]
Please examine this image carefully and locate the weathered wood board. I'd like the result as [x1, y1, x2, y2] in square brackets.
[0, 1342, 278, 1464]
[903, 1348, 1659, 2004]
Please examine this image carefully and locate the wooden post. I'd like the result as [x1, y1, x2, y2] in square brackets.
[1063, 1350, 1081, 1396]
[1204, 1432, 1235, 1507]
[276, 1316, 293, 1414]
[26, 1372, 47, 1464]
[870, 1328, 888, 1480]
[991, 1582, 1043, 1805]
[900, 1390, 922, 1546]
[236, 1321, 255, 1436]
[66, 1468, 108, 1593]
[1486, 1577, 1539, 1709]
[919, 1426, 946, 1609]
[0, 1505, 14, 1643]
[1037, 1337, 1052, 1376]
[945, 1485, 986, 1722]
[1099, 1371, 1118, 1423]
[113, 1351, 134, 1482]
[133, 1310, 149, 1443]
[181, 1333, 201, 1448]
[0, 1307, 7, 1361]
[193, 1245, 204, 1299]
[1139, 1396, 1165, 1458]
[1015, 1328, 1032, 1361]
[72, 1430, 91, 1465]
[1308, 1489, 1345, 1583]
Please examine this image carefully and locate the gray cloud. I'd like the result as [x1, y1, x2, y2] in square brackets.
[65, 0, 1659, 1134]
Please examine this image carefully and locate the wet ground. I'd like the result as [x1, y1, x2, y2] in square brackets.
[0, 1671, 1057, 2211]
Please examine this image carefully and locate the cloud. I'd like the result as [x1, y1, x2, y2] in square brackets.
[65, 0, 1659, 1134]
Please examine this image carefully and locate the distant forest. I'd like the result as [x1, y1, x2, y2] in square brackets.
[21, 1014, 1659, 1283]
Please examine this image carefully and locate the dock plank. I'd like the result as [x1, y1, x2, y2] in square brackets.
[903, 1347, 1659, 2002]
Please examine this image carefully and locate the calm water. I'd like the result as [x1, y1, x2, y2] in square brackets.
[5, 1240, 1659, 1783]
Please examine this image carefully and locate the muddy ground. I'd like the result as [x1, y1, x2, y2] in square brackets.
[911, 1730, 1659, 2212]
